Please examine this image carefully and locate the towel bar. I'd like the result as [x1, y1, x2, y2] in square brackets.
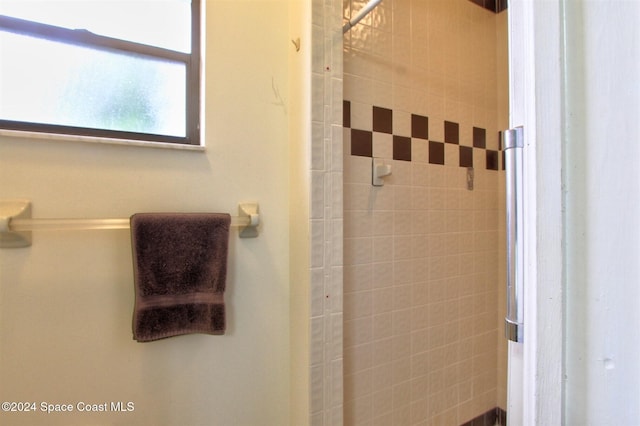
[0, 199, 260, 248]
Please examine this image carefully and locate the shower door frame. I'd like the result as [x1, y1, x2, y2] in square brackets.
[507, 1, 564, 425]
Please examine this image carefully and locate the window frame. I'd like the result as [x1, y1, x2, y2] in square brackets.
[0, 0, 201, 147]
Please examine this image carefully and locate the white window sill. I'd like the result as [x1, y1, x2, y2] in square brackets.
[0, 129, 206, 151]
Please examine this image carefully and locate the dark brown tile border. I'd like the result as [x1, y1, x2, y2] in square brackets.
[486, 150, 499, 170]
[468, 0, 508, 13]
[460, 146, 473, 167]
[429, 141, 445, 165]
[393, 135, 412, 161]
[445, 120, 460, 144]
[351, 129, 372, 157]
[345, 101, 501, 171]
[496, 407, 507, 425]
[343, 100, 351, 128]
[473, 126, 486, 148]
[460, 407, 507, 426]
[373, 106, 393, 134]
[411, 114, 429, 139]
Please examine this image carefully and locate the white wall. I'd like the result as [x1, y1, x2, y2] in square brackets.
[564, 1, 640, 424]
[0, 2, 293, 425]
[289, 0, 312, 423]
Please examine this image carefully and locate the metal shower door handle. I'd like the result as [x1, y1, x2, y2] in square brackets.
[503, 126, 524, 343]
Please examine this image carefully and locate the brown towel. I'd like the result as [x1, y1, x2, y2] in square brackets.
[130, 213, 231, 342]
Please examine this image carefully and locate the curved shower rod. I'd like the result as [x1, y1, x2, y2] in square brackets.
[343, 0, 383, 34]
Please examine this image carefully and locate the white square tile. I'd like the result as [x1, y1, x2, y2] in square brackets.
[342, 0, 506, 421]
[412, 139, 429, 164]
[393, 110, 411, 137]
[311, 363, 325, 413]
[311, 219, 325, 267]
[312, 171, 325, 219]
[344, 288, 374, 322]
[311, 315, 325, 366]
[372, 132, 393, 159]
[372, 261, 393, 289]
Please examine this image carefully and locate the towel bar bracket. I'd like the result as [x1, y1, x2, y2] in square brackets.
[0, 199, 261, 248]
[0, 199, 32, 248]
[238, 202, 259, 238]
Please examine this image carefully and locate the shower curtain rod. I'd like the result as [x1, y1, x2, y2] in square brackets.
[343, 0, 383, 34]
[0, 200, 260, 247]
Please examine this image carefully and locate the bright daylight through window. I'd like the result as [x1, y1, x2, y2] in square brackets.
[0, 0, 200, 146]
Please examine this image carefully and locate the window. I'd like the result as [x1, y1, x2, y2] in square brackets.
[0, 0, 201, 146]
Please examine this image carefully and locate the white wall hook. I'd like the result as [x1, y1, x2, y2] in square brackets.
[372, 158, 392, 186]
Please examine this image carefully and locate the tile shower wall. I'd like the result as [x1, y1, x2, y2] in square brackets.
[342, 0, 506, 424]
[310, 0, 346, 424]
